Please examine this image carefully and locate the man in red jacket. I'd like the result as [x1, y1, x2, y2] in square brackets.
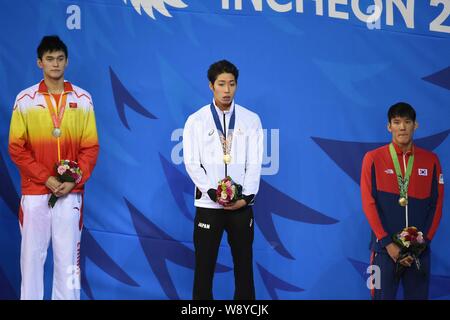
[8, 35, 99, 300]
[361, 102, 444, 299]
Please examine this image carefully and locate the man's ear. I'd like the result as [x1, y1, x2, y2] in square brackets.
[387, 122, 392, 133]
[209, 82, 214, 92]
[414, 122, 419, 130]
[37, 59, 43, 69]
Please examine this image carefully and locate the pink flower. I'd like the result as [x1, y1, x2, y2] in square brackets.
[417, 233, 424, 244]
[57, 166, 67, 175]
[225, 180, 231, 188]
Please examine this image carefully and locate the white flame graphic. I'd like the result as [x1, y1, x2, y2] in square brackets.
[123, 0, 188, 20]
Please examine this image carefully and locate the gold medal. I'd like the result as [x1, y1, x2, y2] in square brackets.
[52, 128, 61, 138]
[223, 154, 231, 165]
[399, 197, 408, 207]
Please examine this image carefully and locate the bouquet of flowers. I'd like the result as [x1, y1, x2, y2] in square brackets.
[48, 160, 82, 208]
[216, 176, 243, 206]
[392, 226, 427, 277]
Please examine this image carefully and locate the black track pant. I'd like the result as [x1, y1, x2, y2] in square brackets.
[193, 206, 255, 300]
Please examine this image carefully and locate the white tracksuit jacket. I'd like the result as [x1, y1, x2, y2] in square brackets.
[183, 100, 263, 209]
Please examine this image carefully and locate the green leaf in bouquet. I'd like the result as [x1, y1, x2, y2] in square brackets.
[48, 194, 58, 208]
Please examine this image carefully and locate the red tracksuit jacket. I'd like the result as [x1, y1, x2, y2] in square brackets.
[361, 142, 444, 252]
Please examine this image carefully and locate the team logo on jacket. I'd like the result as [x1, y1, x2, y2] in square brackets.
[69, 102, 78, 108]
[384, 169, 394, 174]
[123, 0, 187, 20]
[418, 168, 428, 176]
[439, 174, 444, 184]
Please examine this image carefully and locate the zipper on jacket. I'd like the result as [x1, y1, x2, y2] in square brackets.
[223, 112, 227, 177]
[403, 152, 409, 227]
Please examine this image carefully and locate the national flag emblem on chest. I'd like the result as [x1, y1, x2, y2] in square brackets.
[69, 102, 77, 108]
[439, 174, 444, 185]
[418, 168, 428, 176]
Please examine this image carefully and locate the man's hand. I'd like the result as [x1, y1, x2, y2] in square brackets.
[53, 182, 76, 197]
[45, 176, 62, 193]
[223, 199, 247, 211]
[386, 242, 401, 262]
[399, 255, 414, 267]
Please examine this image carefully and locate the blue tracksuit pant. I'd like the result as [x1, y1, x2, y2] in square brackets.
[371, 249, 430, 300]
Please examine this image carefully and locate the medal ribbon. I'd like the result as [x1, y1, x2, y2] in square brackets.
[44, 93, 67, 161]
[210, 103, 235, 160]
[389, 143, 414, 201]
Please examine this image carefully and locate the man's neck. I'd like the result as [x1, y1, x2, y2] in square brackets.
[215, 100, 231, 112]
[394, 141, 413, 154]
[44, 76, 65, 94]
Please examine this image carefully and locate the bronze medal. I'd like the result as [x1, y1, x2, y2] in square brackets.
[398, 197, 408, 207]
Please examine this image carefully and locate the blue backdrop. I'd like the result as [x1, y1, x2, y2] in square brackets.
[1, 0, 449, 300]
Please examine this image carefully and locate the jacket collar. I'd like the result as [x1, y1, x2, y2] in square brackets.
[391, 141, 415, 155]
[38, 80, 73, 94]
[213, 99, 235, 115]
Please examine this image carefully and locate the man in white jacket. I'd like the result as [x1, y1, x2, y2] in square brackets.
[183, 60, 263, 300]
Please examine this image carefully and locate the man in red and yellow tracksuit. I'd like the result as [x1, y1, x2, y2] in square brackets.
[8, 35, 99, 300]
[361, 102, 444, 300]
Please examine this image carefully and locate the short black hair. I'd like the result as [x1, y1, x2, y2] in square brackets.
[37, 35, 68, 60]
[207, 60, 239, 84]
[388, 102, 416, 122]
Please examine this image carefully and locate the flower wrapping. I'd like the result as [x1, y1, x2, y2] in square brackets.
[216, 176, 243, 206]
[392, 226, 427, 277]
[48, 160, 82, 208]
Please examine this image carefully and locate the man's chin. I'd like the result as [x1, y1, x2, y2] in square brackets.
[47, 73, 64, 80]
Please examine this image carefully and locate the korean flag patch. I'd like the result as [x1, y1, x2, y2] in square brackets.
[439, 174, 444, 185]
[418, 168, 428, 176]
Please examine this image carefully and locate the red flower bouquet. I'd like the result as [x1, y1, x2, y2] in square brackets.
[392, 226, 427, 276]
[48, 160, 82, 208]
[216, 176, 243, 206]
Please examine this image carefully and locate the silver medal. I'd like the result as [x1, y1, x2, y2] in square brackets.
[52, 128, 61, 138]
